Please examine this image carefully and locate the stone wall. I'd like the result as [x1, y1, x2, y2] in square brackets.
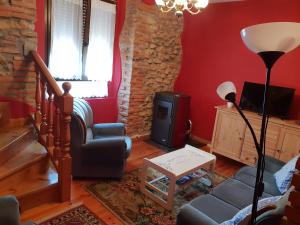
[0, 0, 37, 107]
[118, 0, 183, 138]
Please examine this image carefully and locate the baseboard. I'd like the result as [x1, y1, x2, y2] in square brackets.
[131, 134, 150, 142]
[190, 135, 211, 146]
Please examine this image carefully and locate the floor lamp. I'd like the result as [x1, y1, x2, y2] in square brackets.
[217, 22, 300, 225]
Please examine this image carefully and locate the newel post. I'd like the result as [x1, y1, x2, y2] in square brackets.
[58, 82, 73, 202]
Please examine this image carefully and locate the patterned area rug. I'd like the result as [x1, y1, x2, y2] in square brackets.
[86, 169, 226, 225]
[38, 205, 106, 225]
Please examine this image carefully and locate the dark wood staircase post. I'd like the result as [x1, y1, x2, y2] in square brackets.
[58, 82, 73, 202]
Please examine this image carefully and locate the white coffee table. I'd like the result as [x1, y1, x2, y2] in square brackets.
[140, 144, 216, 210]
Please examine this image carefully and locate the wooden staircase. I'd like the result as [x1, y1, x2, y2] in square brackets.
[0, 103, 60, 211]
[0, 51, 73, 211]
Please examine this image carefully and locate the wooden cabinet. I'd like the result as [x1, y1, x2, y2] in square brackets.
[277, 128, 300, 162]
[212, 110, 246, 160]
[211, 106, 300, 165]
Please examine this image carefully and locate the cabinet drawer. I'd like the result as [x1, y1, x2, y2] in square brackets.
[240, 149, 257, 165]
[241, 142, 277, 157]
[244, 121, 281, 150]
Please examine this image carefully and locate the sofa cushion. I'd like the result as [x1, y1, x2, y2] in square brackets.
[220, 195, 281, 225]
[189, 194, 240, 224]
[234, 166, 281, 196]
[73, 98, 94, 128]
[274, 155, 299, 194]
[211, 178, 272, 209]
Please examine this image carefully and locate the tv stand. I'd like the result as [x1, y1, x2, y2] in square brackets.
[210, 105, 300, 165]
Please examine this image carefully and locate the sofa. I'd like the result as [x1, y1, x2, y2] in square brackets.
[0, 196, 35, 225]
[71, 98, 132, 179]
[176, 156, 289, 225]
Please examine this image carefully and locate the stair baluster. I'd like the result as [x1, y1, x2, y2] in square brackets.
[53, 106, 61, 162]
[46, 85, 54, 148]
[40, 79, 48, 136]
[35, 67, 42, 125]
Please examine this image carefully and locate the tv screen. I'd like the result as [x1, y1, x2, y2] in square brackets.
[239, 82, 295, 119]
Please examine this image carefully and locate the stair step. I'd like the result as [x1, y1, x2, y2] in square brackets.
[0, 126, 34, 165]
[0, 140, 47, 180]
[0, 156, 58, 198]
[0, 102, 10, 127]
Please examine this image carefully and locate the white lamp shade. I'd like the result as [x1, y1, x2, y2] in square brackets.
[241, 22, 300, 53]
[217, 81, 236, 101]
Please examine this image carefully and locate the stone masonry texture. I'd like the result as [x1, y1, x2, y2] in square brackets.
[0, 0, 37, 107]
[118, 0, 183, 138]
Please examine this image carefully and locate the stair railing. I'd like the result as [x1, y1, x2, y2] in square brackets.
[31, 51, 72, 202]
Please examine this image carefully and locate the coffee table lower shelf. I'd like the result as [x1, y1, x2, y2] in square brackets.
[139, 147, 216, 210]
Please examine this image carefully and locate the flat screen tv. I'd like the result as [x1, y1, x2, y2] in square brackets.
[239, 82, 295, 119]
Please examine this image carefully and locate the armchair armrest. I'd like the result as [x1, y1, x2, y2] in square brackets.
[93, 123, 125, 136]
[0, 196, 20, 225]
[176, 205, 219, 225]
[81, 137, 127, 164]
[262, 156, 285, 174]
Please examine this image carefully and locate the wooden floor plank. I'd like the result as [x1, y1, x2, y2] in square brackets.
[20, 141, 243, 224]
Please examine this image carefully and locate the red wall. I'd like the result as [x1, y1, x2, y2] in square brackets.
[174, 0, 300, 140]
[35, 0, 126, 124]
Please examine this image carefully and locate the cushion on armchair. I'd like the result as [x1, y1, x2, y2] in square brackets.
[220, 195, 281, 225]
[273, 155, 299, 194]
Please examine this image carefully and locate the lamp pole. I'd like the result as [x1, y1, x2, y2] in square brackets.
[249, 51, 284, 225]
[219, 21, 300, 225]
[223, 51, 285, 224]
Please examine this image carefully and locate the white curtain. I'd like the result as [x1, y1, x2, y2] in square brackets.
[49, 0, 83, 79]
[85, 0, 116, 84]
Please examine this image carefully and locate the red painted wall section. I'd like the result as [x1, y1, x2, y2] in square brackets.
[143, 0, 155, 5]
[34, 0, 126, 124]
[174, 0, 300, 141]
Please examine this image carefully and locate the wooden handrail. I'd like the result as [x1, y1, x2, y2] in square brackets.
[31, 50, 73, 202]
[31, 51, 63, 97]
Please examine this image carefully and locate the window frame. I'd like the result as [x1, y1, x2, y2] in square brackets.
[45, 0, 116, 81]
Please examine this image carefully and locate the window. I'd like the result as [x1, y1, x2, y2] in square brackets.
[49, 0, 116, 98]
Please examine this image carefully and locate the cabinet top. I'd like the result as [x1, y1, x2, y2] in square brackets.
[215, 105, 300, 129]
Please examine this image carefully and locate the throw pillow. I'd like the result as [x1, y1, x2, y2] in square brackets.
[220, 196, 281, 225]
[274, 155, 299, 194]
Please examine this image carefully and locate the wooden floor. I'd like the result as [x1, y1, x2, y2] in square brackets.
[20, 141, 243, 224]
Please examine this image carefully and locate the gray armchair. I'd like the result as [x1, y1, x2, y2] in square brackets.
[71, 98, 132, 179]
[0, 196, 35, 225]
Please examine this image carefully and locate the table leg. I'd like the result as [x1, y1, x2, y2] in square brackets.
[209, 159, 216, 187]
[140, 164, 147, 194]
[166, 176, 176, 211]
